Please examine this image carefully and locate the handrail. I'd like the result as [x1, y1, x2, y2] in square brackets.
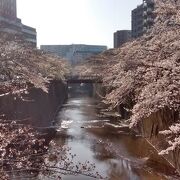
[66, 75, 100, 79]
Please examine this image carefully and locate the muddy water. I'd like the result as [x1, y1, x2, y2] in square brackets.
[53, 95, 177, 180]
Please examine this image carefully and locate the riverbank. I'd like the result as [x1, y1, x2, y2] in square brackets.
[75, 0, 180, 173]
[0, 80, 67, 127]
[0, 31, 70, 179]
[0, 79, 69, 179]
[48, 92, 179, 180]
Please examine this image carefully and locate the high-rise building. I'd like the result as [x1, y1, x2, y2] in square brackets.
[40, 44, 107, 65]
[143, 0, 154, 32]
[114, 30, 131, 48]
[132, 0, 155, 38]
[132, 4, 144, 38]
[0, 0, 17, 20]
[0, 0, 37, 47]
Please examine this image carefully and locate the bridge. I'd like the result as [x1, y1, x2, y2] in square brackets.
[66, 75, 102, 83]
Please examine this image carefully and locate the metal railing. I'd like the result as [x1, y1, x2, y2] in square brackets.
[66, 74, 102, 83]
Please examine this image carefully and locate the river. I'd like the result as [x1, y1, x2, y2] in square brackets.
[48, 90, 178, 180]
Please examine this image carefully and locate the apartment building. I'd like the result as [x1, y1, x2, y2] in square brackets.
[0, 0, 37, 47]
[114, 30, 131, 48]
[132, 0, 155, 38]
[40, 44, 107, 65]
[0, 0, 17, 20]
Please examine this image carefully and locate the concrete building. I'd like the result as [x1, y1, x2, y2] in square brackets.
[22, 25, 37, 46]
[114, 30, 131, 48]
[0, 0, 17, 20]
[132, 4, 144, 38]
[0, 0, 37, 46]
[143, 0, 154, 32]
[132, 0, 155, 38]
[40, 44, 107, 65]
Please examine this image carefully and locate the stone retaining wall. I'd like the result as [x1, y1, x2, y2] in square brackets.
[138, 108, 180, 172]
[0, 80, 67, 127]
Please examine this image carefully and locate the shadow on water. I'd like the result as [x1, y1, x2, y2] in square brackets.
[51, 85, 178, 180]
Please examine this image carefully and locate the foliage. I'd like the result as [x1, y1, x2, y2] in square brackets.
[75, 0, 180, 153]
[0, 32, 70, 94]
[159, 122, 180, 154]
[0, 121, 103, 179]
[0, 31, 102, 179]
[0, 121, 46, 179]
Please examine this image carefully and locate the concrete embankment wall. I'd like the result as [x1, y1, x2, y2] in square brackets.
[93, 83, 105, 99]
[137, 108, 180, 172]
[0, 80, 67, 127]
[94, 83, 180, 172]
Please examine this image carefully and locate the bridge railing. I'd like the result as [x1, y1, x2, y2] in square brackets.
[65, 74, 102, 83]
[66, 75, 101, 80]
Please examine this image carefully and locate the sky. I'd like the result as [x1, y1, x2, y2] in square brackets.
[17, 0, 142, 48]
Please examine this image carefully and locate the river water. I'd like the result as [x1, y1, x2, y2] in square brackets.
[49, 91, 178, 180]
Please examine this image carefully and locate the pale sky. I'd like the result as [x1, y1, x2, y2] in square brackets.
[17, 0, 142, 48]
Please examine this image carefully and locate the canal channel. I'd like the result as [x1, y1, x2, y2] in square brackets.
[46, 85, 178, 180]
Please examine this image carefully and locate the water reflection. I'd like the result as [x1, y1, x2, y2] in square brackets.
[53, 94, 177, 180]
